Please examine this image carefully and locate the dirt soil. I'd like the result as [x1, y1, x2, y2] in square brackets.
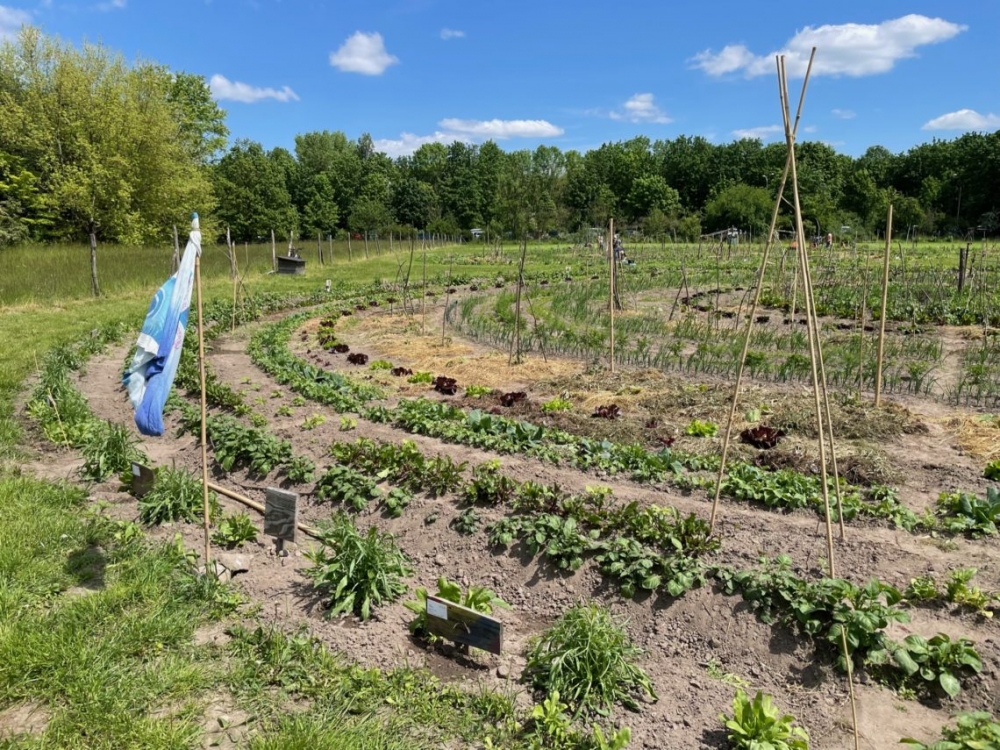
[31, 300, 1000, 750]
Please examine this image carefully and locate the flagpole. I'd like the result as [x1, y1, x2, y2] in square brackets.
[195, 247, 211, 569]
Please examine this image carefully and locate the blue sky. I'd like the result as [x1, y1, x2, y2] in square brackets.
[2, 0, 998, 158]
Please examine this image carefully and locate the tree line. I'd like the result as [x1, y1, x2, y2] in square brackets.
[2, 28, 998, 247]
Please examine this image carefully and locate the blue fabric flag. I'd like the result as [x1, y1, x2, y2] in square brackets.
[123, 221, 200, 436]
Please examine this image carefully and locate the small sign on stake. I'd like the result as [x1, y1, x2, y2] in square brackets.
[425, 594, 503, 655]
[131, 462, 155, 498]
[264, 488, 298, 550]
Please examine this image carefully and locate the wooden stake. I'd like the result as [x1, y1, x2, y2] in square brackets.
[780, 52, 837, 576]
[89, 226, 100, 297]
[421, 250, 427, 335]
[875, 204, 893, 407]
[840, 628, 862, 750]
[857, 251, 871, 394]
[195, 254, 211, 568]
[710, 50, 814, 533]
[608, 217, 616, 373]
[510, 236, 528, 365]
[172, 225, 180, 273]
[271, 229, 276, 272]
[442, 261, 453, 345]
[317, 231, 323, 265]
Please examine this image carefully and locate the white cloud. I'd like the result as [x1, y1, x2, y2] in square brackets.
[440, 28, 464, 40]
[690, 14, 965, 78]
[329, 31, 398, 75]
[0, 5, 31, 38]
[375, 117, 564, 157]
[209, 74, 299, 103]
[374, 131, 471, 158]
[438, 118, 564, 138]
[832, 108, 856, 119]
[803, 125, 818, 133]
[922, 109, 1000, 131]
[609, 93, 672, 124]
[732, 125, 784, 140]
[96, 0, 126, 10]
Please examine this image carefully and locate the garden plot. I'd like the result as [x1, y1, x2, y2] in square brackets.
[41, 282, 1000, 748]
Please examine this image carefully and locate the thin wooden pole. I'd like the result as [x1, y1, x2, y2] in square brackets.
[510, 236, 528, 365]
[89, 226, 100, 297]
[229, 231, 238, 334]
[857, 251, 871, 394]
[421, 250, 427, 335]
[172, 225, 180, 273]
[348, 232, 353, 260]
[875, 204, 893, 407]
[609, 217, 616, 372]
[317, 231, 323, 265]
[710, 49, 814, 534]
[841, 628, 862, 750]
[271, 229, 276, 272]
[207, 481, 320, 539]
[780, 53, 837, 577]
[195, 254, 211, 568]
[442, 261, 453, 345]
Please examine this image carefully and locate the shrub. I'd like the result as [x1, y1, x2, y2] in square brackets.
[525, 602, 656, 715]
[303, 513, 411, 620]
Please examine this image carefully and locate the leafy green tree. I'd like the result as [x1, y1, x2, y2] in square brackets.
[704, 184, 772, 233]
[0, 27, 214, 243]
[390, 178, 436, 229]
[301, 173, 339, 238]
[166, 71, 229, 164]
[213, 140, 296, 241]
[627, 175, 680, 223]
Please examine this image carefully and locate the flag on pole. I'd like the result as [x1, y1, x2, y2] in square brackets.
[123, 213, 201, 436]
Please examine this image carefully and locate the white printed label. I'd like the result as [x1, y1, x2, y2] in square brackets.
[426, 599, 448, 620]
[132, 464, 141, 476]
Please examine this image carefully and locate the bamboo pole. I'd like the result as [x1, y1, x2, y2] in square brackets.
[229, 230, 238, 334]
[875, 204, 893, 407]
[780, 53, 837, 576]
[709, 49, 814, 533]
[857, 251, 871, 394]
[609, 217, 616, 372]
[207, 481, 320, 539]
[510, 236, 528, 365]
[194, 253, 211, 568]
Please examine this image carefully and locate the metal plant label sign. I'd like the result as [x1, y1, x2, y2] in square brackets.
[131, 463, 156, 498]
[264, 488, 298, 543]
[425, 594, 503, 655]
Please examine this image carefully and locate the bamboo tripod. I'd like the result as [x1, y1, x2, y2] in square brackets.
[705, 48, 859, 749]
